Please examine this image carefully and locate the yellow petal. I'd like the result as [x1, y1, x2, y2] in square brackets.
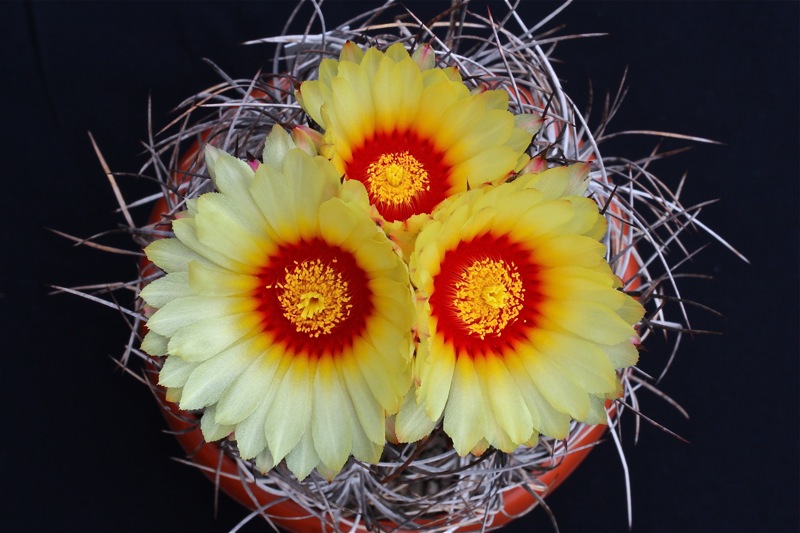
[311, 355, 353, 473]
[139, 272, 190, 309]
[483, 355, 533, 444]
[234, 389, 273, 460]
[284, 426, 320, 481]
[167, 313, 260, 362]
[200, 404, 235, 442]
[179, 336, 267, 410]
[261, 124, 296, 167]
[194, 193, 272, 264]
[204, 145, 266, 228]
[264, 354, 313, 463]
[542, 300, 638, 345]
[187, 261, 260, 297]
[173, 217, 253, 274]
[339, 354, 386, 445]
[214, 348, 283, 425]
[532, 329, 618, 395]
[394, 388, 437, 444]
[456, 145, 519, 188]
[443, 355, 487, 456]
[506, 348, 588, 439]
[417, 335, 456, 421]
[146, 296, 253, 337]
[519, 344, 590, 420]
[141, 330, 168, 356]
[445, 109, 513, 164]
[144, 236, 213, 273]
[604, 339, 640, 369]
[158, 355, 197, 388]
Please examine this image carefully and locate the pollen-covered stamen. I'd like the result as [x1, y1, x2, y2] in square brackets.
[278, 259, 352, 337]
[453, 258, 524, 339]
[366, 151, 430, 205]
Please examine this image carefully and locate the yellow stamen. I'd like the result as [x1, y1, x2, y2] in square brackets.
[453, 258, 524, 339]
[366, 151, 430, 205]
[278, 259, 351, 337]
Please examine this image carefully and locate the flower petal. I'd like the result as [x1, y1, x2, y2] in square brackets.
[264, 354, 313, 464]
[443, 355, 487, 455]
[311, 355, 354, 473]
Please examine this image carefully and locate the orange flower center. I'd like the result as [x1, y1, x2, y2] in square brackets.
[453, 258, 524, 339]
[366, 151, 430, 206]
[277, 259, 352, 337]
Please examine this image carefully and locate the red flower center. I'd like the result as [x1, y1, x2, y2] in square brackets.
[346, 130, 451, 222]
[253, 239, 372, 358]
[429, 233, 543, 357]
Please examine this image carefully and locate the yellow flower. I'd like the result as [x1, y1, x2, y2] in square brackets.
[395, 164, 644, 456]
[297, 42, 537, 235]
[140, 126, 415, 480]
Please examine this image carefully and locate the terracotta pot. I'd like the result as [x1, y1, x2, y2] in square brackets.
[138, 96, 643, 529]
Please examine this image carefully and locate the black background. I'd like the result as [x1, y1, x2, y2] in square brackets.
[3, 1, 798, 532]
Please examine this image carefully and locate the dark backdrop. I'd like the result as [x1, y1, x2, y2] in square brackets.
[3, 1, 798, 532]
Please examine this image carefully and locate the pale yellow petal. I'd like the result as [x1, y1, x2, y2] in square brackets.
[141, 331, 168, 356]
[333, 61, 375, 139]
[284, 426, 320, 481]
[445, 109, 513, 164]
[506, 348, 587, 439]
[172, 217, 253, 273]
[234, 387, 275, 460]
[311, 355, 353, 473]
[585, 394, 610, 426]
[384, 42, 410, 62]
[254, 448, 276, 475]
[297, 79, 329, 126]
[483, 355, 533, 444]
[187, 261, 260, 297]
[200, 404, 235, 442]
[146, 295, 252, 337]
[411, 43, 435, 71]
[533, 237, 609, 270]
[168, 313, 261, 362]
[616, 296, 645, 325]
[158, 355, 198, 388]
[261, 124, 296, 167]
[338, 41, 364, 64]
[204, 145, 267, 229]
[179, 336, 267, 410]
[145, 237, 213, 273]
[532, 329, 618, 395]
[519, 344, 590, 420]
[264, 354, 313, 463]
[339, 354, 385, 445]
[318, 196, 376, 249]
[604, 339, 640, 369]
[348, 336, 401, 414]
[280, 150, 341, 238]
[415, 77, 468, 139]
[194, 193, 273, 265]
[139, 272, 190, 309]
[443, 355, 487, 456]
[417, 335, 456, 422]
[542, 300, 638, 345]
[457, 145, 519, 188]
[214, 348, 283, 425]
[394, 388, 437, 444]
